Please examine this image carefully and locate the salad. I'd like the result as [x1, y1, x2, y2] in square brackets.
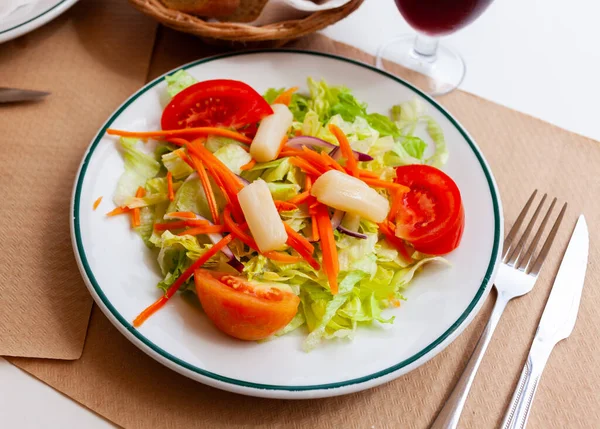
[103, 71, 465, 351]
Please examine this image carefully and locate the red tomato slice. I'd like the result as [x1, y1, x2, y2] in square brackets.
[194, 269, 300, 341]
[394, 164, 464, 255]
[161, 80, 273, 131]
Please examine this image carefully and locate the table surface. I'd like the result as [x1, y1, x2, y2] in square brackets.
[1, 0, 598, 427]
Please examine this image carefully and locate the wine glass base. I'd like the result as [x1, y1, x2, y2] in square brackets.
[376, 35, 465, 97]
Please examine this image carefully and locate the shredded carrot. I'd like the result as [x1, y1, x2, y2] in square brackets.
[166, 137, 191, 147]
[310, 215, 319, 242]
[289, 157, 323, 177]
[329, 123, 358, 177]
[279, 149, 301, 158]
[294, 129, 302, 136]
[166, 211, 197, 219]
[188, 153, 220, 224]
[379, 221, 413, 263]
[388, 187, 407, 222]
[320, 151, 345, 172]
[299, 147, 332, 171]
[174, 150, 195, 169]
[274, 200, 298, 212]
[167, 172, 175, 202]
[356, 169, 379, 179]
[284, 223, 314, 254]
[361, 177, 410, 192]
[287, 190, 311, 205]
[177, 225, 225, 236]
[276, 135, 289, 158]
[106, 206, 130, 216]
[305, 175, 312, 192]
[263, 251, 303, 264]
[272, 87, 299, 106]
[240, 159, 256, 171]
[314, 204, 339, 294]
[93, 196, 103, 211]
[131, 187, 146, 228]
[107, 127, 252, 144]
[223, 206, 260, 251]
[133, 234, 234, 327]
[153, 219, 210, 231]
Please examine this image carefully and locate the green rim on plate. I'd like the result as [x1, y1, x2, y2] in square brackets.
[0, 0, 71, 36]
[73, 49, 501, 392]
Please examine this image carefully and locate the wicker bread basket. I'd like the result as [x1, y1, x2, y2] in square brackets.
[128, 0, 365, 46]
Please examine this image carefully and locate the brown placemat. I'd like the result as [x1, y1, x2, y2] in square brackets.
[0, 0, 157, 359]
[7, 20, 600, 429]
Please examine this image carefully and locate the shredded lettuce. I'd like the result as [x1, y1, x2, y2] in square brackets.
[114, 138, 160, 206]
[165, 70, 197, 98]
[213, 144, 252, 175]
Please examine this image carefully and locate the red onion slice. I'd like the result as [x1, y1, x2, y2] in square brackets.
[287, 136, 373, 162]
[328, 145, 373, 162]
[330, 209, 345, 229]
[337, 225, 367, 239]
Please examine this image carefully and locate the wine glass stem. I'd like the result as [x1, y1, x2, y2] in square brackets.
[412, 34, 439, 62]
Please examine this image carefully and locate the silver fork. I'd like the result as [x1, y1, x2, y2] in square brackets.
[430, 190, 567, 429]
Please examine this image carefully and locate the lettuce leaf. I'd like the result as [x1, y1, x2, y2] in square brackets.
[213, 144, 252, 175]
[114, 138, 160, 206]
[165, 70, 197, 98]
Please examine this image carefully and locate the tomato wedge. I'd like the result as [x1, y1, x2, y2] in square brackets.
[393, 164, 464, 255]
[194, 270, 300, 341]
[161, 80, 273, 131]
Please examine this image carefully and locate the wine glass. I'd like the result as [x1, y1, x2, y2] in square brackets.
[376, 0, 494, 96]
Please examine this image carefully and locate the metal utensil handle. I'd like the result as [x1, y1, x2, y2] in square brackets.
[430, 291, 509, 429]
[501, 341, 552, 429]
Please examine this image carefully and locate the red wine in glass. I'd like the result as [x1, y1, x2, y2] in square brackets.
[395, 0, 494, 36]
[376, 0, 495, 96]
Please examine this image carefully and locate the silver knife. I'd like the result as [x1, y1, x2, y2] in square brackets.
[0, 87, 50, 103]
[501, 214, 589, 429]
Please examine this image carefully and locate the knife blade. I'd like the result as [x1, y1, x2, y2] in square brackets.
[502, 214, 589, 429]
[0, 87, 50, 103]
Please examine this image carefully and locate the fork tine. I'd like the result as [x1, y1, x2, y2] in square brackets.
[527, 202, 567, 275]
[506, 193, 547, 266]
[520, 197, 556, 271]
[503, 190, 538, 260]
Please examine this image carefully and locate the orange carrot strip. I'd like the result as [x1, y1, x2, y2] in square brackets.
[310, 214, 319, 242]
[131, 187, 146, 228]
[305, 175, 312, 192]
[284, 223, 314, 254]
[263, 251, 303, 264]
[188, 154, 220, 224]
[106, 206, 130, 216]
[276, 135, 289, 158]
[289, 157, 323, 177]
[133, 234, 234, 327]
[329, 123, 358, 177]
[300, 147, 331, 171]
[107, 127, 252, 144]
[294, 129, 302, 137]
[320, 151, 345, 172]
[356, 169, 379, 179]
[314, 204, 338, 294]
[93, 196, 103, 211]
[174, 150, 195, 169]
[379, 221, 413, 263]
[223, 206, 260, 251]
[240, 159, 256, 171]
[361, 177, 410, 192]
[388, 187, 407, 222]
[177, 225, 225, 236]
[287, 190, 311, 205]
[153, 219, 210, 231]
[166, 211, 197, 219]
[272, 87, 299, 106]
[167, 172, 175, 202]
[274, 200, 298, 212]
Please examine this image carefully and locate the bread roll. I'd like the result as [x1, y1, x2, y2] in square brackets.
[220, 0, 269, 22]
[160, 0, 240, 16]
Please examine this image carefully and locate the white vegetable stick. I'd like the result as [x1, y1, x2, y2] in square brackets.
[250, 104, 293, 162]
[237, 179, 288, 252]
[311, 170, 390, 223]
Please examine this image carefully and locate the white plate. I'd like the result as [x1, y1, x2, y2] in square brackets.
[0, 0, 78, 44]
[72, 50, 503, 399]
